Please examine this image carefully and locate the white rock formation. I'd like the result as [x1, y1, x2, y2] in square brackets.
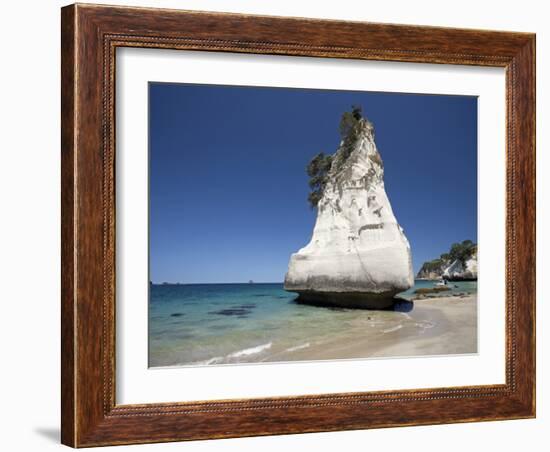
[443, 253, 477, 281]
[284, 117, 413, 308]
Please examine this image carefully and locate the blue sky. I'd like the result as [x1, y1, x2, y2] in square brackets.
[149, 83, 477, 283]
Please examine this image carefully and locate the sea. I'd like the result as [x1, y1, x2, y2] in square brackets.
[148, 280, 477, 367]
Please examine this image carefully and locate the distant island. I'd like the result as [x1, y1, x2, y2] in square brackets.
[284, 106, 413, 309]
[416, 240, 477, 281]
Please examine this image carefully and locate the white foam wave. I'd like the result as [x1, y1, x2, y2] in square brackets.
[189, 356, 224, 366]
[415, 321, 435, 333]
[382, 324, 403, 334]
[286, 342, 310, 352]
[228, 342, 272, 358]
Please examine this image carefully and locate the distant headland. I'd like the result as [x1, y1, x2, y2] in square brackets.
[416, 240, 477, 281]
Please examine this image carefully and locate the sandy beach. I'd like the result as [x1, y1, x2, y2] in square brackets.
[261, 294, 477, 363]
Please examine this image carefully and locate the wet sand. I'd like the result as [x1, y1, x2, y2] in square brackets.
[262, 295, 477, 362]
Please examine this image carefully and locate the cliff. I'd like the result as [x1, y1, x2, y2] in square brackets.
[443, 253, 477, 281]
[284, 115, 413, 309]
[417, 245, 477, 281]
[416, 260, 449, 280]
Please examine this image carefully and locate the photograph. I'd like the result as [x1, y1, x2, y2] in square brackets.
[148, 83, 478, 368]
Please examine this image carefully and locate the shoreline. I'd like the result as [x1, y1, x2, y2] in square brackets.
[261, 294, 477, 363]
[150, 294, 478, 368]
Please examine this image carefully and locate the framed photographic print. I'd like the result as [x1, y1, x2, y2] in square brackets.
[61, 3, 536, 447]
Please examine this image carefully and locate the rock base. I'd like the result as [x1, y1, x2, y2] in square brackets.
[291, 290, 399, 310]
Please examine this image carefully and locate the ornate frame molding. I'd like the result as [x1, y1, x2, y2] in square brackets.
[61, 4, 535, 447]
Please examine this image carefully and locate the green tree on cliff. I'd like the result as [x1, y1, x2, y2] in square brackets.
[306, 152, 333, 208]
[339, 104, 363, 140]
[418, 241, 477, 277]
[448, 240, 476, 264]
[306, 106, 364, 208]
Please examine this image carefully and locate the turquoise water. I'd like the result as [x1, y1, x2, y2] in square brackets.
[149, 280, 476, 367]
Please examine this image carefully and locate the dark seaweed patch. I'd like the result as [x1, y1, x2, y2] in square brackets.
[170, 312, 185, 317]
[234, 304, 256, 309]
[209, 308, 251, 316]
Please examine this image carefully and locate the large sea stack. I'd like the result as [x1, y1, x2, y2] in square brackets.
[284, 113, 413, 309]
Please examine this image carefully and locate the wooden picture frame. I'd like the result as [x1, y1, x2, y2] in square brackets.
[61, 3, 536, 447]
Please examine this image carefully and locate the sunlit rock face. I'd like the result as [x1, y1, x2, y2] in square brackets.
[444, 253, 478, 281]
[284, 118, 413, 309]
